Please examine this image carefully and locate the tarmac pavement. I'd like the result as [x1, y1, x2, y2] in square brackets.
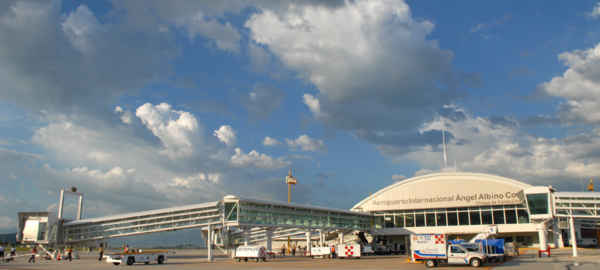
[1, 248, 599, 270]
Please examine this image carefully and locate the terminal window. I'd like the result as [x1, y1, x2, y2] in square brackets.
[373, 205, 528, 228]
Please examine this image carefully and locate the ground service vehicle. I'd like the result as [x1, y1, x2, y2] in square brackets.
[234, 245, 267, 262]
[311, 247, 332, 258]
[106, 251, 174, 266]
[411, 234, 485, 268]
[577, 238, 598, 248]
[337, 244, 361, 259]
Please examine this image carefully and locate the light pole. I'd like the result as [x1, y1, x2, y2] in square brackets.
[285, 170, 297, 253]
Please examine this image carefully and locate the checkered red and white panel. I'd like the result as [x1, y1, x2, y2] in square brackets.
[434, 234, 445, 244]
[344, 246, 354, 256]
[259, 247, 266, 257]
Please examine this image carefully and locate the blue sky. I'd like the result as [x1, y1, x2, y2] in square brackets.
[2, 0, 600, 236]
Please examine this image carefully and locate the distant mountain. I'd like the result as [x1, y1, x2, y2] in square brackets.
[0, 233, 17, 244]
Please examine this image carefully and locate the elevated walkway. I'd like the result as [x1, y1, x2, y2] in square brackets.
[17, 194, 373, 248]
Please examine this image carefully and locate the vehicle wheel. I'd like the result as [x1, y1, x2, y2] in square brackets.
[262, 257, 266, 262]
[254, 258, 259, 262]
[470, 258, 482, 267]
[127, 257, 134, 265]
[244, 258, 248, 262]
[237, 258, 241, 262]
[145, 262, 150, 264]
[426, 259, 437, 268]
[489, 257, 496, 263]
[501, 256, 506, 261]
[113, 263, 120, 265]
[340, 257, 344, 260]
[312, 256, 314, 259]
[157, 256, 164, 264]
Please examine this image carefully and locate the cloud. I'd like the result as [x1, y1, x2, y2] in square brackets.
[136, 103, 204, 158]
[137, 1, 245, 53]
[230, 148, 290, 170]
[237, 83, 286, 121]
[470, 13, 512, 33]
[0, 216, 16, 229]
[286, 135, 328, 153]
[536, 43, 600, 124]
[586, 2, 600, 19]
[214, 125, 238, 147]
[392, 174, 407, 182]
[0, 1, 180, 118]
[247, 1, 469, 136]
[263, 136, 282, 147]
[246, 42, 272, 74]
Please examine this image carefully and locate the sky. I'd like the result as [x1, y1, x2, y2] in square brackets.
[2, 0, 600, 238]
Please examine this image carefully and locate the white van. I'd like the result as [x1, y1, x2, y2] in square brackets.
[576, 238, 598, 248]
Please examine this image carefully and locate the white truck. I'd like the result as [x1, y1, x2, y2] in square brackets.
[337, 244, 361, 259]
[311, 247, 332, 258]
[106, 251, 174, 266]
[234, 245, 267, 262]
[411, 234, 485, 268]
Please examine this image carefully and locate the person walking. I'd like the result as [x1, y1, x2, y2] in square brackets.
[28, 246, 37, 263]
[280, 244, 286, 256]
[10, 245, 16, 261]
[292, 245, 296, 256]
[66, 246, 73, 261]
[0, 244, 4, 260]
[98, 245, 104, 261]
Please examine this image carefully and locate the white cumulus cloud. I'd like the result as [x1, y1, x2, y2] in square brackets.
[136, 103, 204, 158]
[263, 136, 281, 147]
[230, 148, 290, 170]
[286, 135, 328, 153]
[214, 125, 238, 147]
[536, 43, 600, 124]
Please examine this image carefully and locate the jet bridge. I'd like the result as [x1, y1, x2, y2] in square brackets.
[17, 189, 373, 261]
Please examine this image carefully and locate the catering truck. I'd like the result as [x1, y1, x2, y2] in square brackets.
[234, 245, 267, 262]
[411, 234, 485, 268]
[106, 251, 174, 266]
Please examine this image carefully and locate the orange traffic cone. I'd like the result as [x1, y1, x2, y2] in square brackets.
[56, 252, 61, 260]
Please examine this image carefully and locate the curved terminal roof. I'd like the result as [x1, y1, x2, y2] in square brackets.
[352, 172, 532, 212]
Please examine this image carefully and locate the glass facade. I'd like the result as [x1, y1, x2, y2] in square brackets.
[225, 202, 238, 221]
[526, 193, 549, 214]
[238, 202, 371, 229]
[374, 205, 529, 228]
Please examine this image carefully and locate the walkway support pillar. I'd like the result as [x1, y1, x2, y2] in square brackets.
[570, 217, 578, 257]
[339, 231, 345, 244]
[552, 219, 563, 248]
[319, 231, 324, 247]
[266, 228, 273, 252]
[243, 228, 250, 246]
[207, 224, 213, 261]
[536, 222, 548, 251]
[306, 230, 312, 253]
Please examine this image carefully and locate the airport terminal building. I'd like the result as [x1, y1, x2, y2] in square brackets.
[352, 172, 599, 248]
